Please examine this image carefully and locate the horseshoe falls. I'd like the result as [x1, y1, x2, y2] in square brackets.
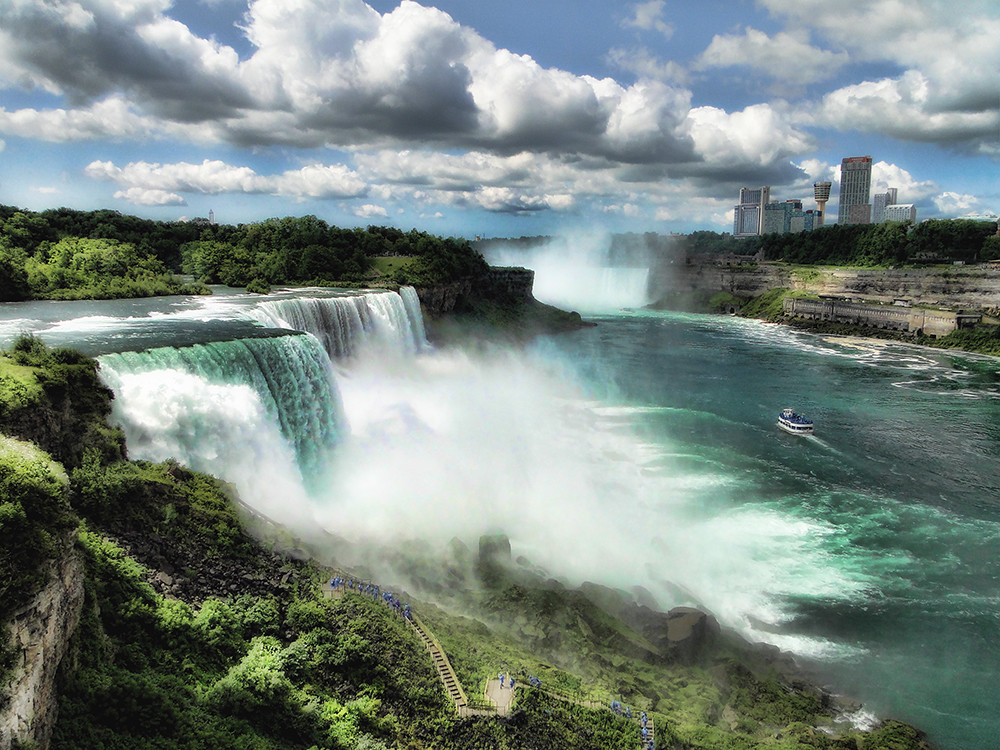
[2, 287, 998, 749]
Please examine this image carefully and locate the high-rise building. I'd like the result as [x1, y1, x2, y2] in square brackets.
[838, 156, 872, 225]
[872, 188, 898, 223]
[813, 181, 832, 226]
[883, 203, 916, 223]
[733, 186, 770, 237]
[764, 200, 817, 234]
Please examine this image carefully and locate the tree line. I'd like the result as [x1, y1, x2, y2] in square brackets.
[0, 205, 487, 301]
[683, 220, 1000, 266]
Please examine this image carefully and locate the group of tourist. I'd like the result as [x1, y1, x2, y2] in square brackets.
[639, 709, 654, 749]
[328, 575, 413, 621]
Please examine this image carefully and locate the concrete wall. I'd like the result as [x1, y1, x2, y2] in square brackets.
[783, 298, 973, 337]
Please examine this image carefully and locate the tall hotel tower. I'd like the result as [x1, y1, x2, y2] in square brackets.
[733, 186, 770, 237]
[838, 156, 872, 225]
[813, 181, 832, 226]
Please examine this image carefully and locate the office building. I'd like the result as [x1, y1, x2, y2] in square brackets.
[838, 156, 872, 225]
[873, 188, 898, 223]
[883, 203, 917, 223]
[733, 186, 771, 237]
[764, 200, 817, 234]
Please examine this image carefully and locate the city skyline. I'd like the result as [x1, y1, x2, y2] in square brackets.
[0, 0, 996, 238]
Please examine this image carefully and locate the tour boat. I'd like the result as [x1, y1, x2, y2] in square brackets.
[778, 407, 814, 435]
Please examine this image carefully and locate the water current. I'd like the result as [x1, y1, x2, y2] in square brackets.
[0, 285, 997, 749]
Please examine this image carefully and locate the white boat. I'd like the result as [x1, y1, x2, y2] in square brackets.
[778, 407, 814, 435]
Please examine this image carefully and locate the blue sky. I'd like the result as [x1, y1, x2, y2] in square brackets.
[0, 0, 997, 238]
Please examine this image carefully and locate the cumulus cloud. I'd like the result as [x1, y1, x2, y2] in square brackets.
[86, 159, 368, 203]
[759, 0, 1000, 154]
[695, 27, 848, 85]
[621, 1, 674, 38]
[113, 187, 186, 206]
[353, 203, 388, 219]
[0, 96, 186, 142]
[933, 191, 986, 217]
[0, 0, 704, 166]
[606, 46, 689, 84]
[810, 72, 1000, 156]
[870, 160, 936, 201]
[682, 103, 815, 174]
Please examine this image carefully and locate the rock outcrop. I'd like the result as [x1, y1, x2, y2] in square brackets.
[1, 541, 85, 750]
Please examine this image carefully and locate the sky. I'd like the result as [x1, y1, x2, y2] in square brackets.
[0, 0, 997, 238]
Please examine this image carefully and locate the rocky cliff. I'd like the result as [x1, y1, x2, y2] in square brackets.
[0, 539, 85, 750]
[414, 267, 535, 313]
[652, 261, 1000, 310]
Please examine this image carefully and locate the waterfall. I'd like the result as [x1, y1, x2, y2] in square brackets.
[483, 240, 653, 313]
[250, 287, 427, 360]
[98, 334, 343, 525]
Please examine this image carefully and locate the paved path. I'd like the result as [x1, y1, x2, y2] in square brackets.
[485, 679, 514, 717]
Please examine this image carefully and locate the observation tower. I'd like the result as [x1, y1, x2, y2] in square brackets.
[813, 181, 832, 226]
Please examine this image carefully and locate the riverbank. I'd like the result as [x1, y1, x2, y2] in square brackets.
[649, 262, 1000, 357]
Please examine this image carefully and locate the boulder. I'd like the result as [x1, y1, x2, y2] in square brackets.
[664, 606, 720, 664]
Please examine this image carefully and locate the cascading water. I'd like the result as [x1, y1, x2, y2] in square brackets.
[98, 333, 343, 526]
[250, 287, 427, 360]
[483, 240, 653, 313]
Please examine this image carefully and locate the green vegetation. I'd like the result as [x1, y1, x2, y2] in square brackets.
[0, 206, 489, 300]
[661, 219, 998, 267]
[0, 335, 124, 468]
[0, 435, 72, 622]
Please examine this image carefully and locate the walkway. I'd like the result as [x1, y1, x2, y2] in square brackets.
[322, 575, 655, 747]
[485, 679, 514, 717]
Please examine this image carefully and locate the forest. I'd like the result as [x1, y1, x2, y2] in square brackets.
[0, 206, 487, 301]
[686, 219, 1000, 266]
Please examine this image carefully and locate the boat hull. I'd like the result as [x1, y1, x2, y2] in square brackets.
[777, 420, 814, 435]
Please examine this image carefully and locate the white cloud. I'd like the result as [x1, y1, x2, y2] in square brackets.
[621, 1, 674, 38]
[870, 160, 936, 201]
[0, 97, 161, 142]
[606, 46, 689, 84]
[31, 186, 58, 194]
[810, 71, 1000, 155]
[353, 203, 388, 219]
[933, 191, 984, 217]
[683, 103, 814, 168]
[695, 27, 848, 84]
[86, 159, 368, 202]
[114, 187, 186, 206]
[760, 0, 1000, 153]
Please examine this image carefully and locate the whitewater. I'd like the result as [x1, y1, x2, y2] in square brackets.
[1, 281, 997, 750]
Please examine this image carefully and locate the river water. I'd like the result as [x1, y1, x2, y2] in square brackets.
[1, 287, 997, 750]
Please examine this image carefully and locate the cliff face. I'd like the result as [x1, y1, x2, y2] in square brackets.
[414, 267, 535, 313]
[652, 261, 1000, 309]
[1, 539, 85, 750]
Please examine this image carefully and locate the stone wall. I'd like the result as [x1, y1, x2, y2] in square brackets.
[1, 541, 85, 750]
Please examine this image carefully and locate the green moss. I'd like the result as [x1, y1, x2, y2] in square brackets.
[0, 434, 73, 621]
